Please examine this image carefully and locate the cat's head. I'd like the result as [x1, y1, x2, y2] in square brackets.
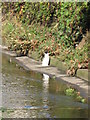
[44, 50, 48, 54]
[44, 51, 49, 56]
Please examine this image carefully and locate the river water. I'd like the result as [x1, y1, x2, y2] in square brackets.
[1, 53, 88, 118]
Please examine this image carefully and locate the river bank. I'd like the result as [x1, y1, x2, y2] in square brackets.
[29, 51, 89, 81]
[0, 45, 88, 99]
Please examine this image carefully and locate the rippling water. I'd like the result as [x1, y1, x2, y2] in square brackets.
[1, 53, 88, 118]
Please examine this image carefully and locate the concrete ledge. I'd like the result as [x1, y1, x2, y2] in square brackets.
[29, 51, 88, 82]
[77, 69, 88, 81]
[29, 52, 68, 72]
[51, 57, 88, 82]
[0, 45, 17, 57]
[50, 57, 68, 72]
[0, 45, 88, 82]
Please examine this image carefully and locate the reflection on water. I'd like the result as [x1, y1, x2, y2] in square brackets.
[1, 53, 88, 118]
[42, 74, 50, 117]
[43, 74, 49, 89]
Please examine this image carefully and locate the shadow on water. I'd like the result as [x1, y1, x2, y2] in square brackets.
[1, 53, 88, 118]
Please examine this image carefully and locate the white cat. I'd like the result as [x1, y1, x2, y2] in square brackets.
[42, 52, 50, 66]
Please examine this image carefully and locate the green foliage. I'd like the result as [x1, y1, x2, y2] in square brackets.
[2, 2, 89, 44]
[65, 88, 87, 103]
[57, 2, 89, 47]
[65, 88, 75, 96]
